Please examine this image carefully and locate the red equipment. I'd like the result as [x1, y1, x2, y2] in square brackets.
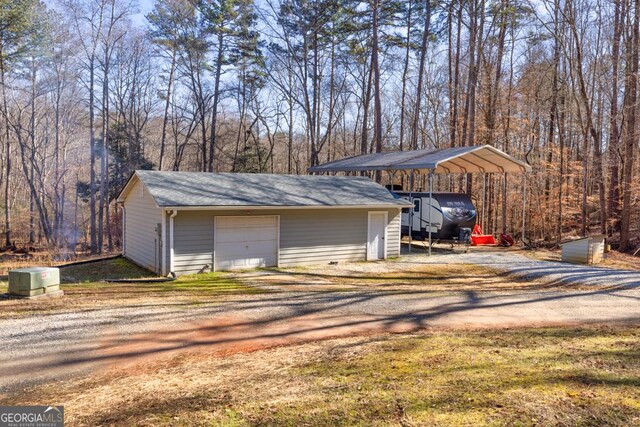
[470, 224, 497, 246]
[500, 234, 515, 247]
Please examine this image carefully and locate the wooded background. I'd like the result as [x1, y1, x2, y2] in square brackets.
[0, 0, 638, 256]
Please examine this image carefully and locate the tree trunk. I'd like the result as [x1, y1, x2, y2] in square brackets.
[29, 61, 36, 245]
[372, 0, 383, 182]
[566, 0, 603, 236]
[159, 51, 176, 171]
[287, 65, 294, 174]
[209, 33, 224, 172]
[557, 86, 566, 245]
[399, 0, 413, 151]
[99, 47, 111, 254]
[89, 56, 97, 253]
[545, 0, 560, 240]
[360, 55, 374, 156]
[461, 0, 484, 194]
[410, 0, 432, 151]
[0, 55, 11, 247]
[620, 0, 639, 251]
[449, 0, 462, 148]
[608, 0, 623, 232]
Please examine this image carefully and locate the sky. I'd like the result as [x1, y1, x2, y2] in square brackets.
[133, 0, 154, 27]
[43, 0, 155, 28]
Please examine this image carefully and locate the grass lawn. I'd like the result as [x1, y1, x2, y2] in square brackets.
[8, 325, 639, 426]
[0, 258, 264, 319]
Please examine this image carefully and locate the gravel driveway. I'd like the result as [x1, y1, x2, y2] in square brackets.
[401, 250, 640, 287]
[1, 251, 639, 394]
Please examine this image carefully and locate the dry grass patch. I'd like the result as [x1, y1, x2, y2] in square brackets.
[0, 251, 122, 276]
[524, 248, 640, 272]
[0, 258, 264, 319]
[241, 262, 595, 293]
[7, 325, 640, 426]
[59, 257, 155, 283]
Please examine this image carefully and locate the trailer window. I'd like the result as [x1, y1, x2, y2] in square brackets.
[414, 199, 420, 212]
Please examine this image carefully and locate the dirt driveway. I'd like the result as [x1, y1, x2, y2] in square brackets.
[2, 253, 640, 395]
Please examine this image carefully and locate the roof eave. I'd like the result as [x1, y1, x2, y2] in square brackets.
[156, 203, 411, 211]
[116, 171, 139, 203]
[308, 145, 533, 174]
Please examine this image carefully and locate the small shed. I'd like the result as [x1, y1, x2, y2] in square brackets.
[560, 235, 606, 264]
[116, 171, 411, 275]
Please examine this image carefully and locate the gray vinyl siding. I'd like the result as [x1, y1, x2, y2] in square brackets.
[172, 211, 215, 275]
[386, 210, 401, 258]
[123, 180, 162, 273]
[155, 207, 402, 275]
[278, 209, 367, 266]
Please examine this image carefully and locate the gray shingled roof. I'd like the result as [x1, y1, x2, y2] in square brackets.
[127, 171, 410, 208]
[308, 145, 532, 174]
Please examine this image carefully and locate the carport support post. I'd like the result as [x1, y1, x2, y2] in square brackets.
[428, 170, 433, 256]
[522, 173, 528, 243]
[481, 173, 486, 232]
[409, 170, 414, 253]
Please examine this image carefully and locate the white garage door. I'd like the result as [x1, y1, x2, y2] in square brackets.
[214, 216, 278, 271]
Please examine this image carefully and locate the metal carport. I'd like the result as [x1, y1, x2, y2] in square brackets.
[308, 145, 532, 254]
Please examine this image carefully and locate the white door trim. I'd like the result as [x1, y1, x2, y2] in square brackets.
[367, 211, 388, 260]
[276, 215, 281, 267]
[213, 215, 280, 271]
[213, 215, 218, 272]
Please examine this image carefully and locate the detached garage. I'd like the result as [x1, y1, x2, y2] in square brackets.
[116, 171, 410, 276]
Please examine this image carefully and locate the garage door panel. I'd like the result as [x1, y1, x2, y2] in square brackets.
[215, 245, 249, 257]
[214, 216, 278, 271]
[215, 232, 248, 243]
[215, 242, 275, 254]
[217, 228, 275, 239]
[250, 228, 278, 241]
[215, 231, 277, 245]
[217, 217, 277, 227]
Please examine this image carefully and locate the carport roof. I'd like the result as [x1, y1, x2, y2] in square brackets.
[117, 171, 411, 208]
[307, 145, 532, 174]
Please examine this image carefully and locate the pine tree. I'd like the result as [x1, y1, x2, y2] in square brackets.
[0, 0, 38, 247]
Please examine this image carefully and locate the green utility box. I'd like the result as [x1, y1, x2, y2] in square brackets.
[8, 267, 62, 297]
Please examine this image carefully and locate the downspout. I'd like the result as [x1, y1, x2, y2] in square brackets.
[169, 210, 178, 276]
[121, 205, 126, 256]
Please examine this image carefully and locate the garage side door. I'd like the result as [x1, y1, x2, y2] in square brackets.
[214, 216, 278, 271]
